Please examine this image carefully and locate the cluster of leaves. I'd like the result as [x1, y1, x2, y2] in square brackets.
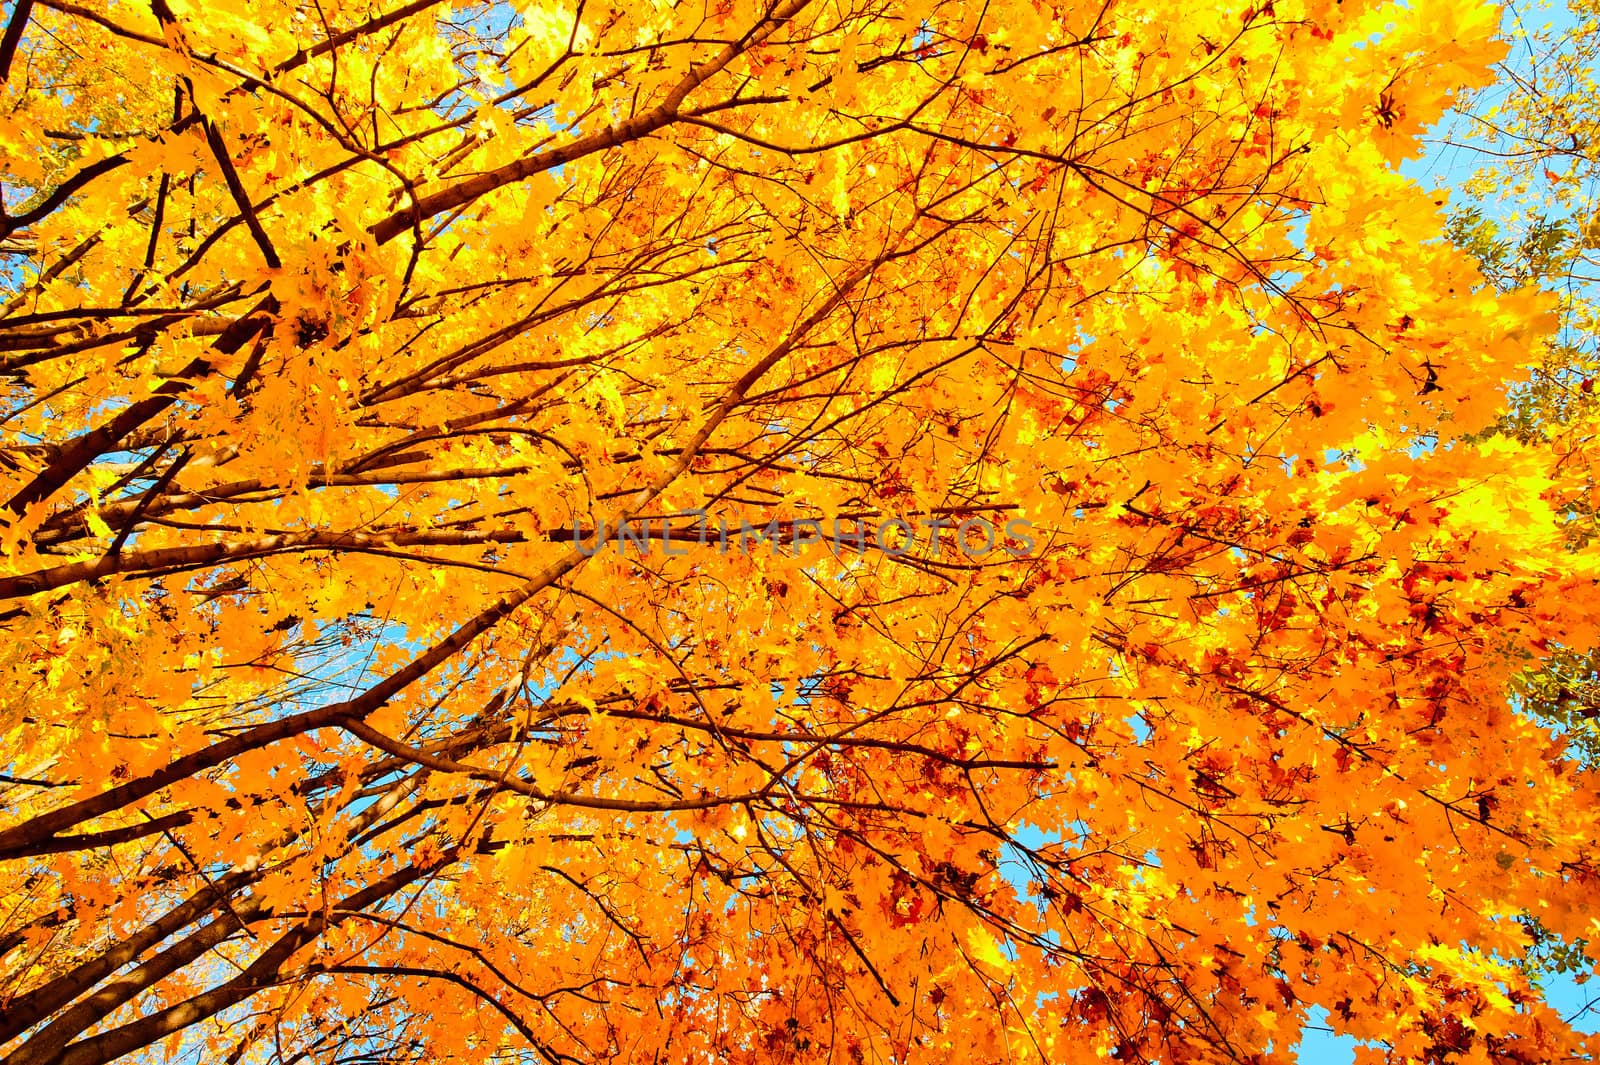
[1434, 11, 1600, 1002]
[1441, 0, 1600, 957]
[1443, 0, 1600, 452]
[1, 0, 1600, 1064]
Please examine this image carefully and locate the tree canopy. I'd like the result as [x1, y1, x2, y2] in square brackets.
[3, 0, 1600, 1062]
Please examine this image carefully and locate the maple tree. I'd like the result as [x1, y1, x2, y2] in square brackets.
[1445, 0, 1600, 433]
[1439, 0, 1600, 757]
[4, 0, 1600, 1061]
[1425, 0, 1600, 996]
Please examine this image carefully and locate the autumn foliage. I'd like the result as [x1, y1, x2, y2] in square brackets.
[3, 0, 1600, 1062]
